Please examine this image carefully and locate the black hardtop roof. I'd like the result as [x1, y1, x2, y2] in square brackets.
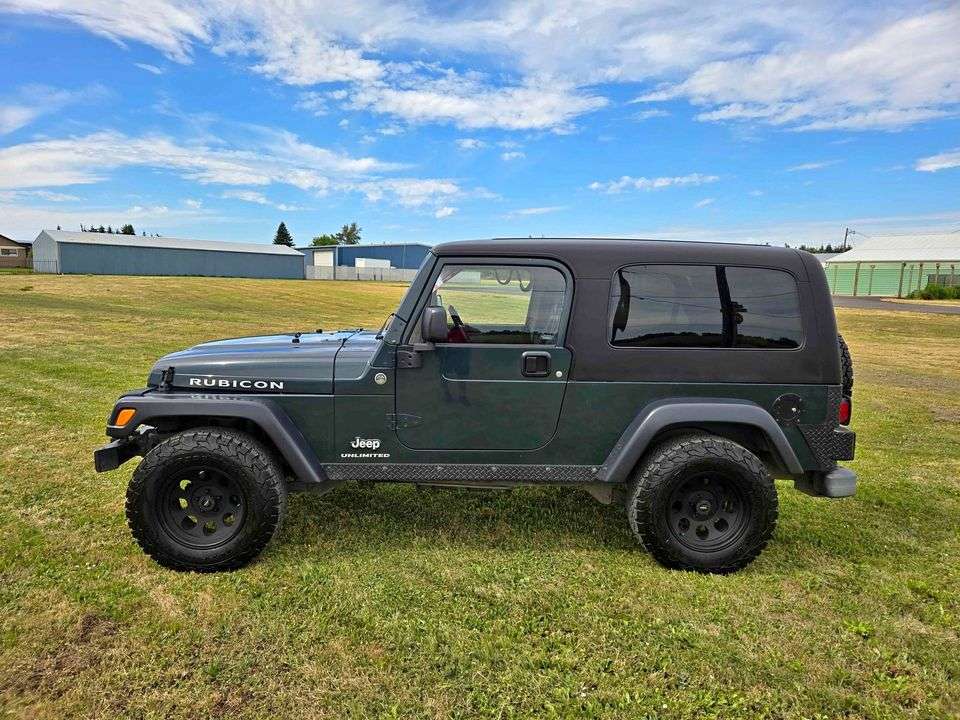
[432, 237, 810, 279]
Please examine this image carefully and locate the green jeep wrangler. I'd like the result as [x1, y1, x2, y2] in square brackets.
[95, 238, 856, 574]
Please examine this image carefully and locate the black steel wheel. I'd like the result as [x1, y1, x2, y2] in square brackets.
[666, 472, 750, 553]
[157, 465, 247, 550]
[126, 428, 286, 572]
[627, 434, 778, 574]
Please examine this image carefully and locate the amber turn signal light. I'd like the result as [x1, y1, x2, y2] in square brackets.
[114, 408, 136, 427]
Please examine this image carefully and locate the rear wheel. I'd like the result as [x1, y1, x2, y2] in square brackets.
[626, 434, 778, 573]
[126, 428, 286, 572]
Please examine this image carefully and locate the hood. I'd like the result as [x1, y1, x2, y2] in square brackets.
[147, 329, 377, 395]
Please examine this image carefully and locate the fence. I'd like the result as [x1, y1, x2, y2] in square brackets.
[825, 261, 958, 297]
[306, 266, 418, 282]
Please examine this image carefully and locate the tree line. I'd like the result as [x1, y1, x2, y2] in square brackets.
[785, 243, 851, 254]
[75, 223, 161, 237]
[272, 221, 361, 247]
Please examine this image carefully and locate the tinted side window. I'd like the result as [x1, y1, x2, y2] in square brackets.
[724, 267, 803, 348]
[610, 265, 802, 349]
[611, 265, 724, 347]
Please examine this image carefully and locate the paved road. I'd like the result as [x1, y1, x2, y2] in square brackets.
[834, 296, 960, 315]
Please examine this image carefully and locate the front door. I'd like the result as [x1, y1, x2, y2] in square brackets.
[395, 261, 571, 451]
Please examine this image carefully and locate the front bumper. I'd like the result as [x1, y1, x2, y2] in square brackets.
[794, 465, 857, 498]
[93, 436, 141, 472]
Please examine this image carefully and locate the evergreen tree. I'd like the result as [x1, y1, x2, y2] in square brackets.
[273, 221, 295, 247]
[121, 224, 136, 235]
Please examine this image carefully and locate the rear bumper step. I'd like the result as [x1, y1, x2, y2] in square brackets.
[794, 466, 857, 498]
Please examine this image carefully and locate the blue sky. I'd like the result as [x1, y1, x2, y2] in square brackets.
[1, 1, 958, 247]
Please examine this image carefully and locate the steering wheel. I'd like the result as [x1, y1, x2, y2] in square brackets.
[447, 304, 470, 342]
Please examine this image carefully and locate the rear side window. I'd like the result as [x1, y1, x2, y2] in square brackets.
[610, 265, 802, 349]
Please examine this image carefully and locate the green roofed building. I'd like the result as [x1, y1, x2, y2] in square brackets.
[823, 232, 960, 297]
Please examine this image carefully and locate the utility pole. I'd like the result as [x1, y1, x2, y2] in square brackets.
[842, 227, 854, 250]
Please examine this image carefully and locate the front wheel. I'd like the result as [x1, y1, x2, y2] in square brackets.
[126, 428, 287, 572]
[626, 434, 778, 574]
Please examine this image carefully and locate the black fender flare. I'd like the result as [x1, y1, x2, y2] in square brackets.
[106, 392, 330, 486]
[597, 398, 804, 483]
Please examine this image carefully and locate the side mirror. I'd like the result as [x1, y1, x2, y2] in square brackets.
[420, 305, 448, 343]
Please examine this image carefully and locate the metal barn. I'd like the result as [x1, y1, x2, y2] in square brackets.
[299, 243, 431, 270]
[32, 230, 304, 279]
[824, 233, 960, 297]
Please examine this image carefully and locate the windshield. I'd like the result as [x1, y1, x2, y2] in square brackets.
[382, 251, 435, 343]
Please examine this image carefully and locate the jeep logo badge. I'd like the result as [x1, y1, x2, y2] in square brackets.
[340, 436, 389, 459]
[350, 437, 381, 450]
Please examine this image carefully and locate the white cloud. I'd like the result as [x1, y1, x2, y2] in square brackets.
[0, 189, 79, 202]
[786, 160, 839, 172]
[295, 91, 327, 116]
[589, 173, 719, 194]
[434, 206, 456, 218]
[456, 138, 487, 150]
[694, 197, 715, 208]
[500, 151, 525, 161]
[341, 69, 607, 131]
[0, 84, 102, 134]
[221, 189, 300, 211]
[184, 198, 203, 208]
[0, 0, 210, 62]
[633, 109, 670, 121]
[350, 177, 460, 208]
[0, 129, 464, 212]
[506, 205, 564, 217]
[135, 62, 163, 74]
[634, 7, 960, 131]
[5, 2, 957, 134]
[0, 130, 398, 191]
[748, 189, 764, 197]
[0, 106, 37, 134]
[915, 149, 960, 173]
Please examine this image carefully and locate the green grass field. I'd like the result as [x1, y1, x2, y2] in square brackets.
[1, 274, 958, 719]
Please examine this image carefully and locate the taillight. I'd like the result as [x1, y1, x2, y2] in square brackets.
[838, 396, 852, 425]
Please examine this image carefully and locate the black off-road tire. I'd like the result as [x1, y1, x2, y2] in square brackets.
[626, 434, 778, 574]
[126, 428, 287, 572]
[837, 333, 854, 395]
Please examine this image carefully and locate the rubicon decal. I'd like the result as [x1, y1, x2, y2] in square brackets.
[187, 377, 284, 391]
[340, 436, 390, 459]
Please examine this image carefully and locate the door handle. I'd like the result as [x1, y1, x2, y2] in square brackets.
[521, 351, 551, 377]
